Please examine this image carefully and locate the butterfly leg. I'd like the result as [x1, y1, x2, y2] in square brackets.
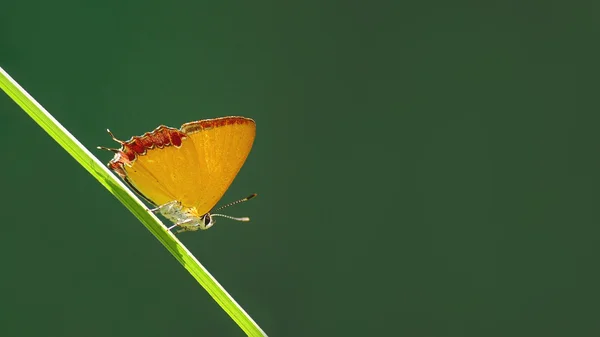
[149, 200, 179, 213]
[167, 218, 194, 232]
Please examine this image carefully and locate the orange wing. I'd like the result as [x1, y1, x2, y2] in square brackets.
[106, 117, 256, 216]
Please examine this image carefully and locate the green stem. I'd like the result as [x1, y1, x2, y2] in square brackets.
[0, 66, 267, 337]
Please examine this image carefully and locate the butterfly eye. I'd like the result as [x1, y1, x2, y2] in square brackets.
[204, 214, 212, 226]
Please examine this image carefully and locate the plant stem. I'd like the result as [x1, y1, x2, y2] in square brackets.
[0, 66, 267, 337]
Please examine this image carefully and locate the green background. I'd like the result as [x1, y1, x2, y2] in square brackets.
[1, 1, 599, 336]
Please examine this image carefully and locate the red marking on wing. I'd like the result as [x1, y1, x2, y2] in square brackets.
[169, 129, 183, 146]
[104, 125, 186, 177]
[129, 138, 145, 154]
[181, 116, 254, 134]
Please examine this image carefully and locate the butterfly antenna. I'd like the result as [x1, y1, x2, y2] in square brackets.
[211, 214, 250, 222]
[213, 193, 257, 212]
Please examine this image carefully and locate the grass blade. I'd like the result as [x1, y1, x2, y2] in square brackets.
[0, 66, 267, 337]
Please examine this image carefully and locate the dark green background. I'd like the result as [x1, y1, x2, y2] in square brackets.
[1, 1, 599, 336]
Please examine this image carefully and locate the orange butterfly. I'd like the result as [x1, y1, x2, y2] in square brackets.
[99, 116, 256, 233]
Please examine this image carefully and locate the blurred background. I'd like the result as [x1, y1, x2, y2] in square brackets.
[1, 1, 599, 336]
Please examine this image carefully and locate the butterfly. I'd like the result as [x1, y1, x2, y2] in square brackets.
[99, 116, 256, 233]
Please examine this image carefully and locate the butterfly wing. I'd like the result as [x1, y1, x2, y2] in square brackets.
[181, 117, 256, 215]
[106, 117, 255, 216]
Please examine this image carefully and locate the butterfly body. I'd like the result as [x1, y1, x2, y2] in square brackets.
[152, 200, 213, 232]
